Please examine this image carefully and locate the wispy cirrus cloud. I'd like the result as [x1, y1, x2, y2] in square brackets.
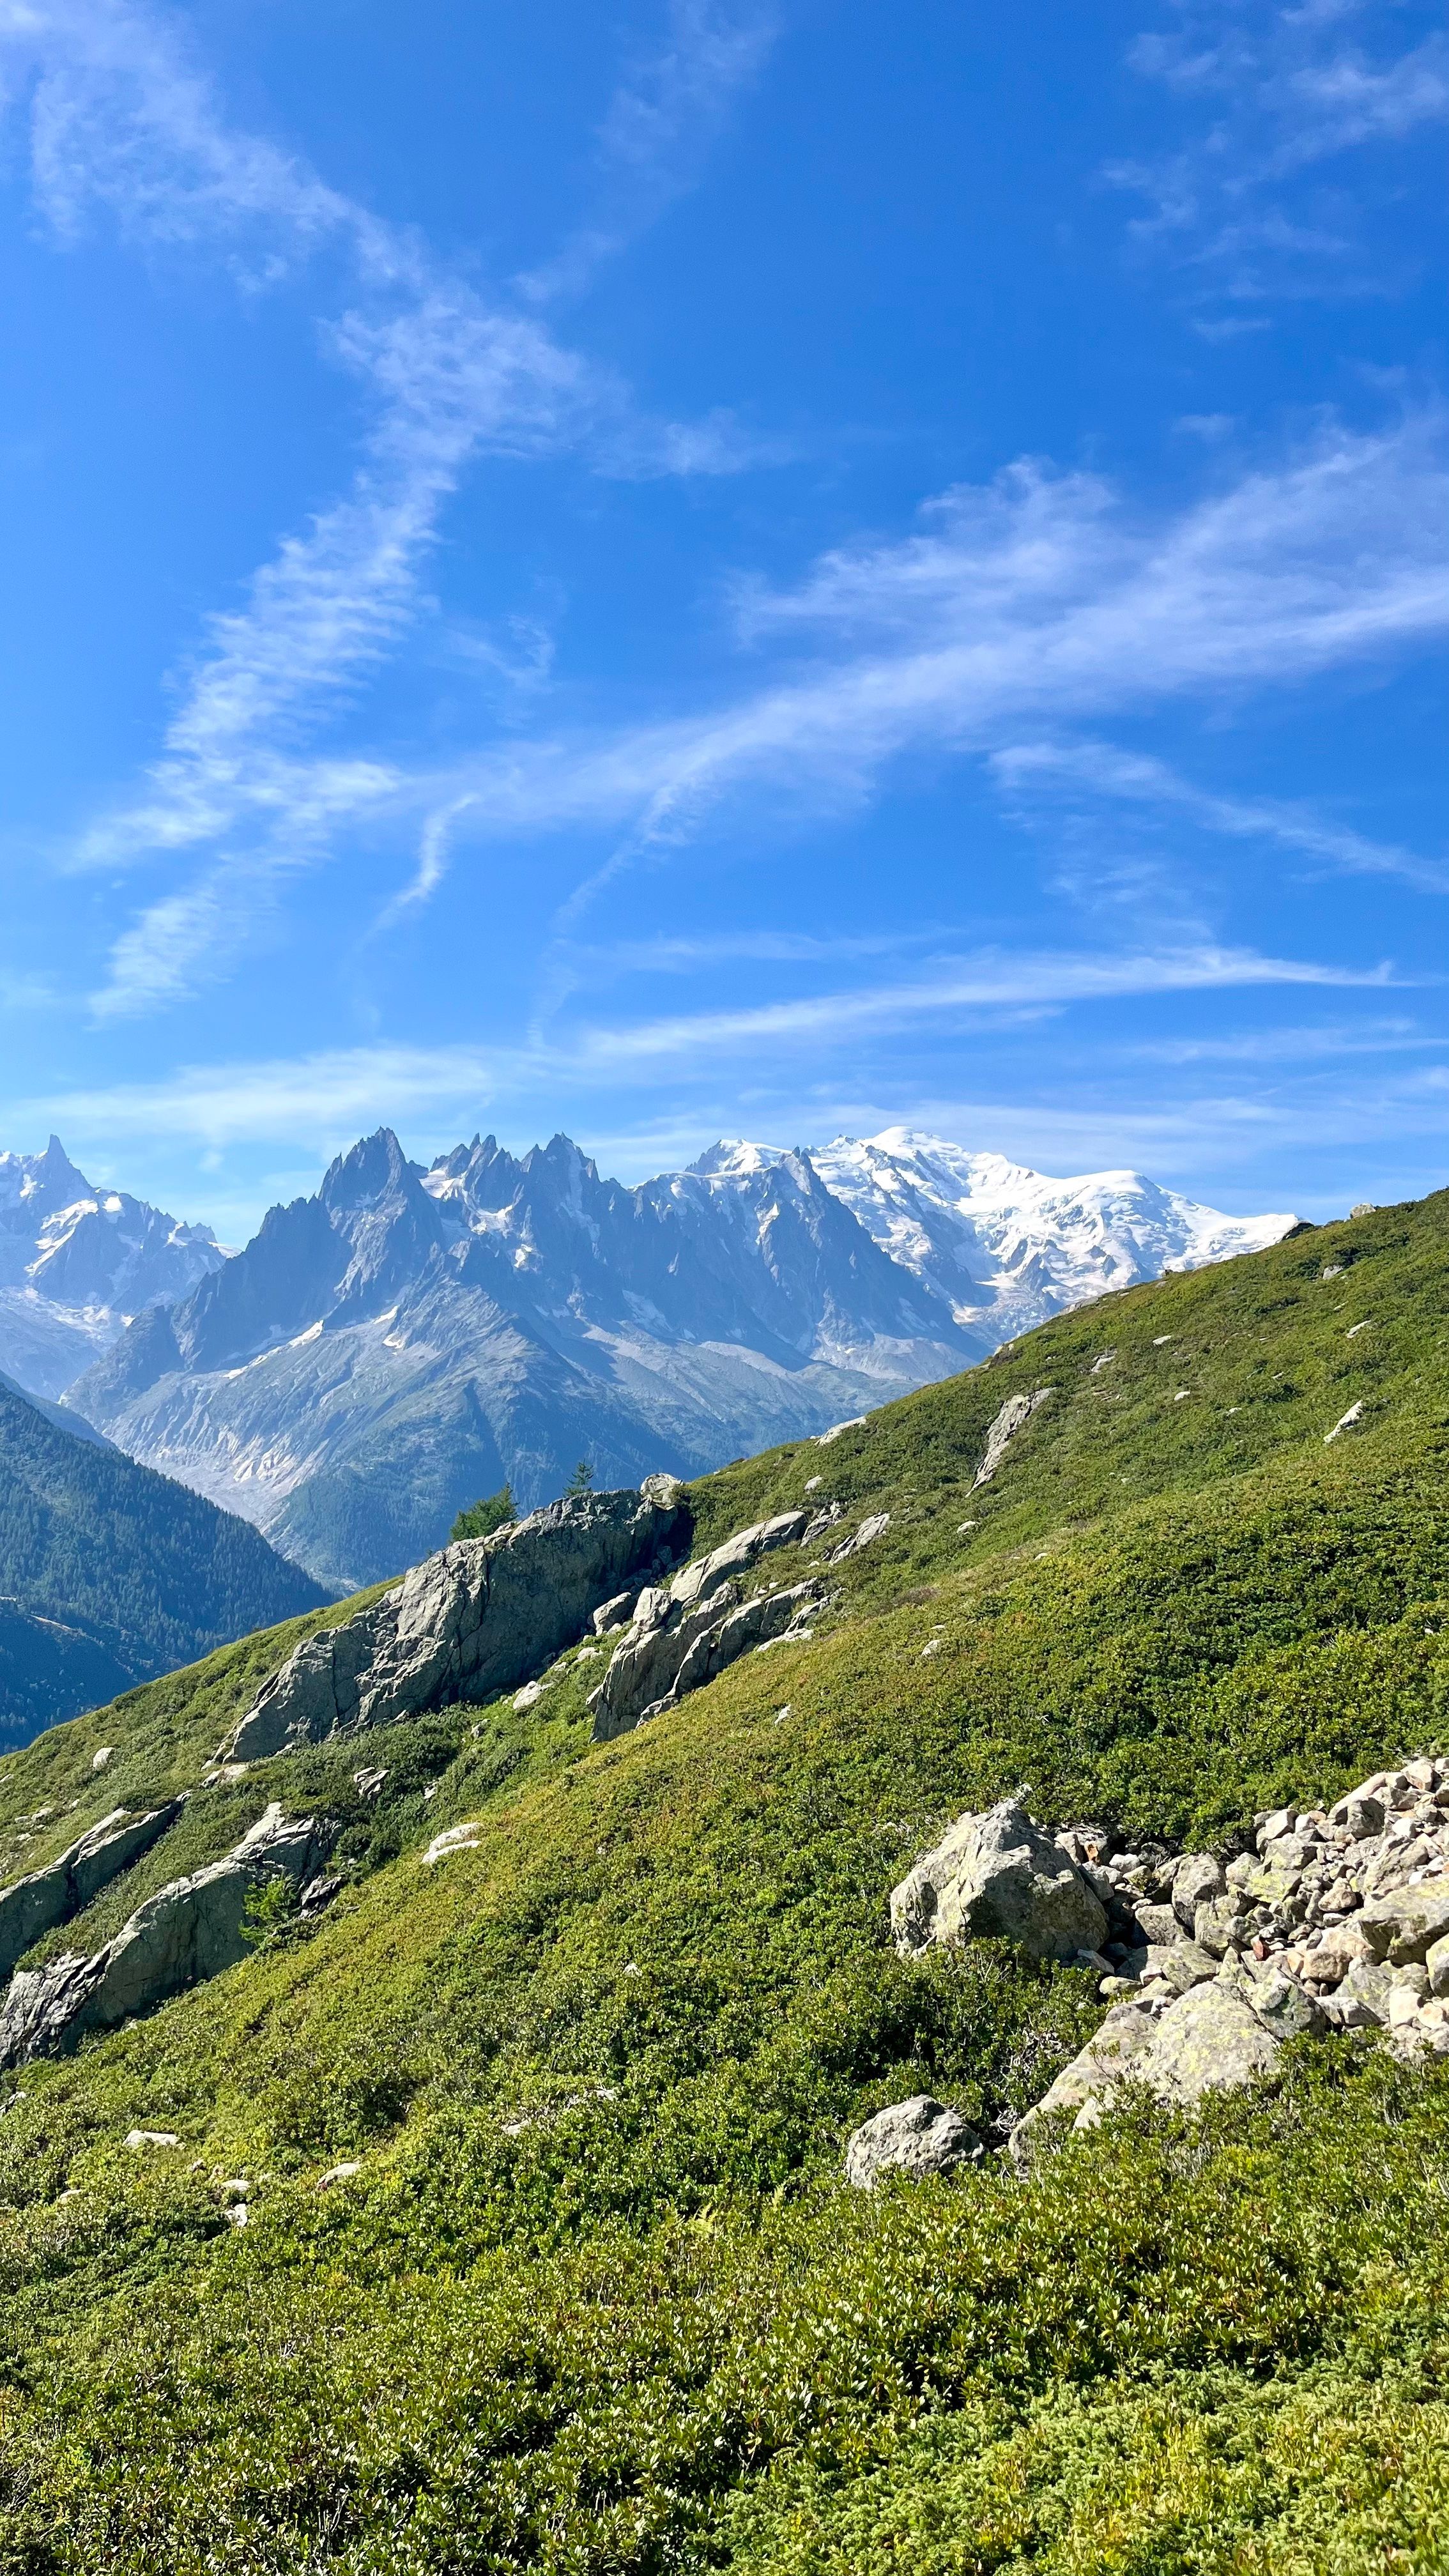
[1112, 0, 1449, 304]
[0, 0, 770, 1018]
[519, 0, 779, 303]
[11, 937, 1393, 1151]
[990, 738, 1449, 895]
[359, 413, 1449, 903]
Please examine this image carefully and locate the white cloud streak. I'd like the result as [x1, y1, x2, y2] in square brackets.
[519, 0, 778, 303]
[1115, 0, 1449, 301]
[9, 939, 1393, 1151]
[990, 738, 1449, 894]
[0, 0, 761, 1018]
[365, 415, 1449, 887]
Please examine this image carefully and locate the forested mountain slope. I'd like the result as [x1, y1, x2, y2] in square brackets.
[0, 1376, 327, 1745]
[0, 1191, 1443, 2570]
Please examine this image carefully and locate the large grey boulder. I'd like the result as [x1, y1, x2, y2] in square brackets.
[227, 1481, 689, 1763]
[587, 1511, 818, 1743]
[890, 1800, 1108, 1963]
[0, 1802, 182, 1983]
[0, 1803, 337, 2068]
[845, 2095, 981, 2188]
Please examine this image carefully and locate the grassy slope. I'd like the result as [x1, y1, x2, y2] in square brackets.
[0, 1197, 1443, 2566]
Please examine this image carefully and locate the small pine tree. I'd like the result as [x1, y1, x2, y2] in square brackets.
[450, 1484, 515, 1543]
[565, 1459, 595, 1496]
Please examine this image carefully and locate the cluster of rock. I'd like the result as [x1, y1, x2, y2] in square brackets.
[848, 1760, 1449, 2184]
[585, 1498, 884, 1743]
[224, 1482, 690, 1765]
[0, 1804, 339, 2069]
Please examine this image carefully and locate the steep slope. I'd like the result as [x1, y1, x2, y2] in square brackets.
[0, 1375, 327, 1745]
[0, 1137, 224, 1399]
[0, 1192, 1443, 2565]
[68, 1123, 1292, 1594]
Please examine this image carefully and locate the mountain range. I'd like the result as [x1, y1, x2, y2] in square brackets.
[0, 1137, 224, 1399]
[54, 1124, 1294, 1592]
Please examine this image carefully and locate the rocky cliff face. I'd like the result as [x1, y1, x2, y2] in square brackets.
[63, 1126, 1291, 1594]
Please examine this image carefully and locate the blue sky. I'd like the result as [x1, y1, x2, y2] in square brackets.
[0, 0, 1445, 1242]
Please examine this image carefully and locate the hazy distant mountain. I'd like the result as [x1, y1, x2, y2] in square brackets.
[0, 1371, 325, 1745]
[65, 1124, 1294, 1594]
[0, 1137, 225, 1399]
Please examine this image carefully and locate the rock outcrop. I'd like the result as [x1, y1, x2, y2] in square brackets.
[0, 1802, 183, 1984]
[845, 2095, 981, 2188]
[0, 1804, 337, 2068]
[588, 1511, 821, 1742]
[890, 1800, 1108, 1963]
[226, 1481, 689, 1764]
[972, 1388, 1054, 1489]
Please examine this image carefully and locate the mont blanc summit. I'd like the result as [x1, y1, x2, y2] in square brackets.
[48, 1125, 1295, 1593]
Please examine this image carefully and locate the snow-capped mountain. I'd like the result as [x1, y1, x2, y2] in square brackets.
[65, 1130, 974, 1592]
[0, 1138, 226, 1399]
[802, 1129, 1296, 1347]
[65, 1124, 1296, 1593]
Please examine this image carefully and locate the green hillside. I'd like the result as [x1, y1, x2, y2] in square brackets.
[0, 1193, 1444, 2569]
[0, 1375, 328, 1745]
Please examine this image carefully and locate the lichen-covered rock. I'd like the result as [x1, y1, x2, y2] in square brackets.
[1170, 1853, 1225, 1931]
[0, 1801, 183, 1984]
[890, 1800, 1108, 1963]
[845, 2095, 980, 2188]
[1009, 2000, 1158, 2160]
[1137, 1981, 1284, 2103]
[1357, 1882, 1449, 1966]
[227, 1483, 689, 1764]
[0, 1804, 337, 2069]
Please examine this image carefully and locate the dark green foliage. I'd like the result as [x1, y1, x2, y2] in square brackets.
[0, 1379, 327, 1746]
[449, 1484, 515, 1543]
[565, 1457, 595, 1495]
[0, 1191, 1445, 2562]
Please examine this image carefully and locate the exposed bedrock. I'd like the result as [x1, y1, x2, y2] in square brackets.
[227, 1480, 690, 1764]
[0, 1803, 338, 2068]
[586, 1510, 822, 1742]
[0, 1802, 183, 1985]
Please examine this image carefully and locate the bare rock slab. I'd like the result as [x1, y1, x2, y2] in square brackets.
[0, 1801, 183, 1984]
[0, 1803, 337, 2068]
[227, 1482, 689, 1763]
